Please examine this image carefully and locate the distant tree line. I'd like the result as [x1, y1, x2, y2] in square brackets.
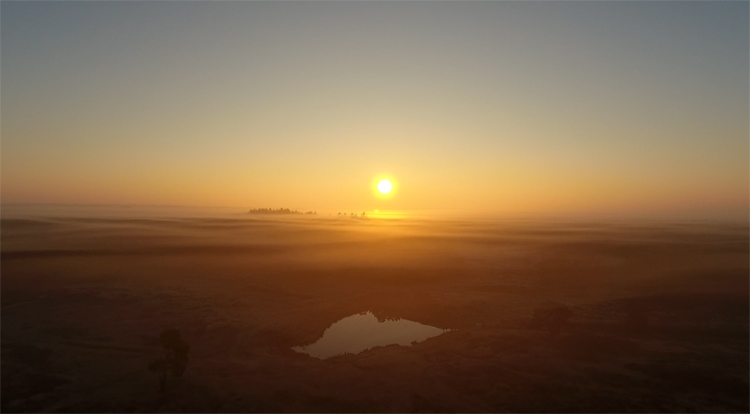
[337, 212, 367, 217]
[248, 208, 316, 215]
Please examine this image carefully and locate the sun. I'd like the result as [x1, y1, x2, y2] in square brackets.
[377, 179, 393, 195]
[372, 175, 398, 199]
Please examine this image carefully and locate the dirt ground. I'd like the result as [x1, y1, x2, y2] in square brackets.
[2, 214, 748, 412]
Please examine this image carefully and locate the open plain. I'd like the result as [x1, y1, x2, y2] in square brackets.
[2, 211, 748, 412]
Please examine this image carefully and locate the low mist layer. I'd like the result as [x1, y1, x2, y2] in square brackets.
[2, 211, 748, 412]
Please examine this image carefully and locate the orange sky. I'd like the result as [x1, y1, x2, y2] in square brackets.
[2, 2, 748, 221]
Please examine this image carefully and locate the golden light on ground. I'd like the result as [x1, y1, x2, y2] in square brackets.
[377, 180, 393, 194]
[368, 209, 408, 219]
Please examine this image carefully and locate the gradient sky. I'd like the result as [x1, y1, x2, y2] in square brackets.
[2, 1, 748, 219]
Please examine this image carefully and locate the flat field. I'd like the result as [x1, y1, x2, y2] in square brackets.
[2, 212, 748, 412]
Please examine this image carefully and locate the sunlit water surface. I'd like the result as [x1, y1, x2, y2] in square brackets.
[293, 312, 448, 359]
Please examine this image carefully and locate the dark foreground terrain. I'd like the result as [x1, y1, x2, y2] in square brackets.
[2, 212, 748, 412]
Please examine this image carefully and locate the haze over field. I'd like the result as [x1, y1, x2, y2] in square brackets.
[2, 211, 748, 412]
[1, 1, 748, 413]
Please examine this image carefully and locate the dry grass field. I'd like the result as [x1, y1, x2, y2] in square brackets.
[2, 212, 748, 412]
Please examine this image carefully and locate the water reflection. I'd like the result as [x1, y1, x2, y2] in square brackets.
[293, 312, 448, 359]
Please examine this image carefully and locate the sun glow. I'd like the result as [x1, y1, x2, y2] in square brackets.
[372, 174, 398, 200]
[377, 179, 393, 194]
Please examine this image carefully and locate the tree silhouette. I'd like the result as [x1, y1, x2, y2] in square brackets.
[148, 329, 190, 392]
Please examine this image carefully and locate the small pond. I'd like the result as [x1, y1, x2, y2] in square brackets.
[293, 311, 449, 359]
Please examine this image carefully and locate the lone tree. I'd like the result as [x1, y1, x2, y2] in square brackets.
[530, 302, 573, 337]
[148, 329, 190, 392]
